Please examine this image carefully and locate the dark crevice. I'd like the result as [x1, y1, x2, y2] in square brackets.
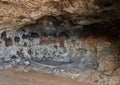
[18, 15, 120, 41]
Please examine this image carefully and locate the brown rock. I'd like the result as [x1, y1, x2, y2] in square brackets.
[0, 0, 120, 32]
[4, 38, 13, 47]
[96, 42, 118, 75]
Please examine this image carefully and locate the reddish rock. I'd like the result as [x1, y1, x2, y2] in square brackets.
[54, 45, 58, 49]
[4, 38, 13, 47]
[39, 37, 65, 47]
[39, 37, 58, 45]
[59, 39, 64, 48]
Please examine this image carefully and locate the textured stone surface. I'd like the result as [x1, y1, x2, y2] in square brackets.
[0, 70, 92, 85]
[0, 1, 120, 84]
[0, 17, 119, 85]
[0, 0, 120, 33]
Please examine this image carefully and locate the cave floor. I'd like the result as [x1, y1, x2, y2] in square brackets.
[0, 69, 92, 85]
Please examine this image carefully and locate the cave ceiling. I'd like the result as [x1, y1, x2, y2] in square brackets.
[0, 0, 120, 33]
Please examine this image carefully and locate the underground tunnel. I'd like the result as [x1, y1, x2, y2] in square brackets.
[0, 0, 120, 85]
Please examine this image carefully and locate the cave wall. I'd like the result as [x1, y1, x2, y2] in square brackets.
[0, 0, 120, 33]
[0, 15, 120, 85]
[0, 0, 120, 85]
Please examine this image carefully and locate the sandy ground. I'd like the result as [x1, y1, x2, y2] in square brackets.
[0, 69, 92, 85]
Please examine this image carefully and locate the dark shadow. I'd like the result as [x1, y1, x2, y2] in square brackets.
[17, 15, 120, 60]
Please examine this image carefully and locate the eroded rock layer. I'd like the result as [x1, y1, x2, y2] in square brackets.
[0, 0, 120, 85]
[0, 0, 120, 33]
[0, 16, 120, 85]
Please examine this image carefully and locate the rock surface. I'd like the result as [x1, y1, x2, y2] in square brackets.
[0, 0, 120, 85]
[0, 17, 119, 85]
[0, 0, 120, 32]
[0, 70, 92, 85]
